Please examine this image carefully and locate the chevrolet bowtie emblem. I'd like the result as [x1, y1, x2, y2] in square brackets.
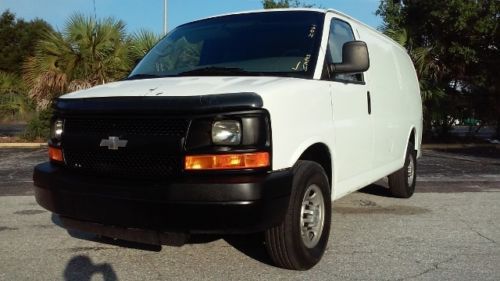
[100, 136, 128, 150]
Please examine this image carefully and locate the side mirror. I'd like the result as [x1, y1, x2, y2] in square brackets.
[330, 41, 370, 74]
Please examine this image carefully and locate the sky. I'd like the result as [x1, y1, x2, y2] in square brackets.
[0, 0, 383, 34]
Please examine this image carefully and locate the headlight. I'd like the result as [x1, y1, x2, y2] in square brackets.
[211, 120, 241, 145]
[51, 119, 64, 141]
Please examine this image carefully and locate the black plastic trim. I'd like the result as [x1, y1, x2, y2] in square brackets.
[367, 91, 372, 114]
[33, 162, 292, 233]
[184, 110, 271, 156]
[331, 78, 367, 85]
[321, 17, 367, 84]
[54, 93, 263, 116]
[51, 100, 272, 177]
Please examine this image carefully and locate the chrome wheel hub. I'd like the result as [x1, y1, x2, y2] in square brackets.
[300, 184, 325, 248]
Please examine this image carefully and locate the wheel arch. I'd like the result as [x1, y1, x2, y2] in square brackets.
[398, 127, 418, 168]
[406, 127, 417, 152]
[293, 142, 333, 191]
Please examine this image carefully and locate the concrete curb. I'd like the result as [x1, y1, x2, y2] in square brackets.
[422, 143, 500, 149]
[0, 143, 47, 149]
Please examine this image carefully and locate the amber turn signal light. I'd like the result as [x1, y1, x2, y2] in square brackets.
[49, 147, 64, 162]
[185, 152, 270, 170]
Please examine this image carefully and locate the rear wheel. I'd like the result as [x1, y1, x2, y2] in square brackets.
[265, 160, 331, 270]
[388, 142, 417, 198]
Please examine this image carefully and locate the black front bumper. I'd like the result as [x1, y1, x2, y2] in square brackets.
[33, 162, 292, 234]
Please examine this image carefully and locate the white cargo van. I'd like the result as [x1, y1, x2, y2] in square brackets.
[34, 8, 422, 270]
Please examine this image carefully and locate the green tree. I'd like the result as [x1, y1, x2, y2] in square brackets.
[23, 14, 131, 108]
[0, 71, 33, 121]
[129, 29, 162, 63]
[0, 10, 52, 75]
[262, 0, 315, 9]
[377, 0, 500, 139]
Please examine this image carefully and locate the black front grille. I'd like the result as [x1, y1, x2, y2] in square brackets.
[62, 118, 189, 179]
[64, 118, 188, 137]
[64, 150, 180, 178]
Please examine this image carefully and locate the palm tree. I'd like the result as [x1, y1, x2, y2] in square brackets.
[23, 14, 130, 108]
[384, 27, 445, 101]
[0, 71, 33, 120]
[129, 29, 162, 63]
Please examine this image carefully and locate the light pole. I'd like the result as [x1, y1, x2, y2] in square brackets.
[163, 0, 168, 36]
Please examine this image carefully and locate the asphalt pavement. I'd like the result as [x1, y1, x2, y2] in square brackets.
[0, 148, 499, 280]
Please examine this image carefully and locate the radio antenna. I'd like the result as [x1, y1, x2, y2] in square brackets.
[92, 0, 97, 39]
[163, 0, 168, 35]
[93, 0, 97, 23]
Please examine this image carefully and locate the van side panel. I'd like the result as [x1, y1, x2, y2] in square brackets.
[357, 28, 403, 168]
[354, 22, 421, 173]
[266, 12, 422, 201]
[302, 12, 422, 200]
[397, 50, 423, 156]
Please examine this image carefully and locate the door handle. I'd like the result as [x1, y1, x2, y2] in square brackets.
[367, 91, 371, 115]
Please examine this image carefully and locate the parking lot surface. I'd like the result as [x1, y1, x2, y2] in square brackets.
[0, 149, 499, 280]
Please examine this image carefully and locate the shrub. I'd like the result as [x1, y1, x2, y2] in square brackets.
[23, 108, 52, 141]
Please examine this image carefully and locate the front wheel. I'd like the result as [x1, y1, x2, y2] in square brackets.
[388, 142, 417, 198]
[265, 160, 331, 270]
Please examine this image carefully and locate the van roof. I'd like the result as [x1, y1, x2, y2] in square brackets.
[187, 8, 326, 24]
[196, 8, 367, 24]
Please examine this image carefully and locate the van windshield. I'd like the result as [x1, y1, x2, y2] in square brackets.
[129, 11, 324, 80]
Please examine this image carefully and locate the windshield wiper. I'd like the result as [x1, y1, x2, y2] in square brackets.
[125, 73, 161, 81]
[177, 66, 255, 76]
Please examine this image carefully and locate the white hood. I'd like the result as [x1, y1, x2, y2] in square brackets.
[60, 76, 303, 99]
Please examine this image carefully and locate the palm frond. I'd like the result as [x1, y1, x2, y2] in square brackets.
[0, 71, 33, 119]
[419, 79, 445, 103]
[384, 28, 408, 47]
[129, 29, 161, 61]
[23, 13, 134, 108]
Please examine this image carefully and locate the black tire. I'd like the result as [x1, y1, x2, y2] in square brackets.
[388, 142, 417, 198]
[264, 160, 331, 270]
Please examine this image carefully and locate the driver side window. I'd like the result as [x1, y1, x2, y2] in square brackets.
[325, 19, 363, 83]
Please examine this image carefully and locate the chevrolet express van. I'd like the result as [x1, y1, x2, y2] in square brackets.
[34, 9, 422, 270]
